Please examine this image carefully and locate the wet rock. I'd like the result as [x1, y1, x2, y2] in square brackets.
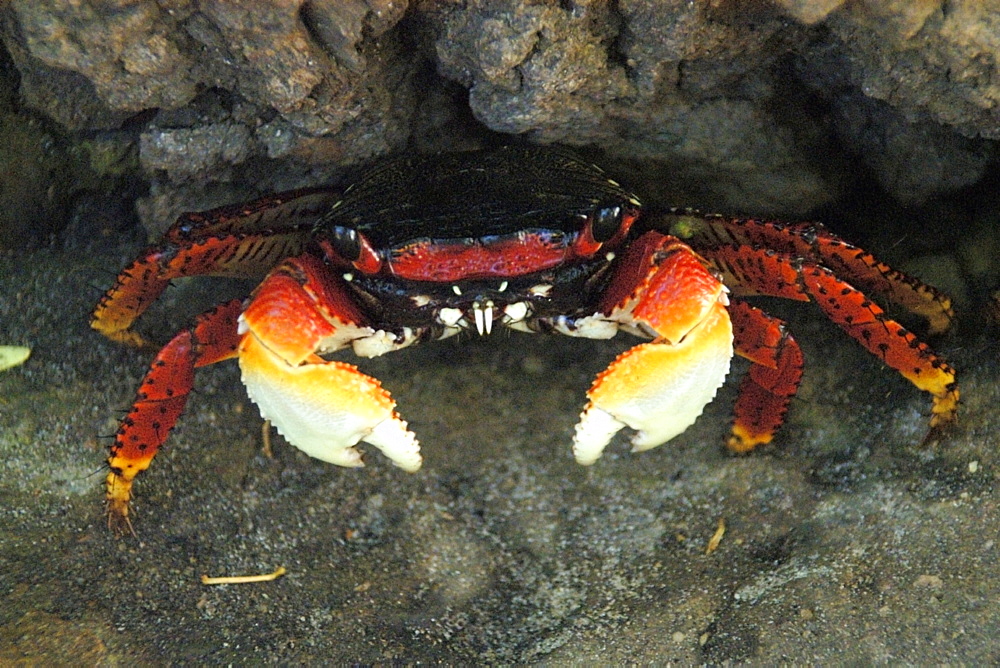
[0, 111, 78, 248]
[811, 0, 1000, 140]
[140, 122, 253, 180]
[7, 1, 198, 114]
[430, 1, 831, 214]
[0, 0, 418, 237]
[0, 1, 995, 234]
[828, 93, 995, 205]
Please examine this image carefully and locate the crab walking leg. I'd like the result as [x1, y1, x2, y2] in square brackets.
[237, 255, 422, 473]
[160, 188, 338, 243]
[727, 299, 805, 453]
[92, 189, 340, 348]
[801, 266, 959, 427]
[666, 212, 955, 335]
[106, 299, 243, 532]
[573, 232, 735, 465]
[710, 244, 959, 427]
[92, 232, 310, 347]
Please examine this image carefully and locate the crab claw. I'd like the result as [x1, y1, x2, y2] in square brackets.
[572, 232, 734, 465]
[239, 334, 421, 471]
[573, 302, 733, 464]
[237, 255, 422, 473]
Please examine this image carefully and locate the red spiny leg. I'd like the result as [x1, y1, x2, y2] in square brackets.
[91, 232, 310, 347]
[162, 188, 339, 243]
[708, 244, 958, 432]
[800, 264, 958, 428]
[667, 212, 954, 334]
[728, 299, 804, 453]
[106, 298, 243, 535]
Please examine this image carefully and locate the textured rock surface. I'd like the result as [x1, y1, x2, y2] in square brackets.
[0, 0, 996, 242]
[0, 0, 999, 663]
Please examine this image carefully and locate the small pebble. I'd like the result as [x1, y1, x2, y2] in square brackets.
[913, 574, 943, 589]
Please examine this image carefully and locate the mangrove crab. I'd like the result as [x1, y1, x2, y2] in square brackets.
[93, 145, 958, 533]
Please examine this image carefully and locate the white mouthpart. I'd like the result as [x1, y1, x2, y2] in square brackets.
[528, 284, 552, 298]
[473, 302, 494, 336]
[503, 301, 529, 324]
[439, 307, 463, 327]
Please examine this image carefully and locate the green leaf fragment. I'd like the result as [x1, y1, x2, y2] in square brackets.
[0, 346, 31, 371]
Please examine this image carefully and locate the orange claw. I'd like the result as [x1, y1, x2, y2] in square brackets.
[237, 255, 422, 473]
[573, 232, 734, 464]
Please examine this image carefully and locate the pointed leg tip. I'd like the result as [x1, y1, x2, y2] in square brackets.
[725, 426, 773, 454]
[921, 419, 954, 447]
[105, 473, 138, 537]
[106, 509, 137, 538]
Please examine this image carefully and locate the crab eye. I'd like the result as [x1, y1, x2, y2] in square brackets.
[329, 226, 362, 262]
[590, 205, 623, 242]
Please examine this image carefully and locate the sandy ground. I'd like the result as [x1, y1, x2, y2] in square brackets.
[0, 237, 997, 664]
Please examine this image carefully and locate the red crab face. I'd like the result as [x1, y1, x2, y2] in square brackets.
[311, 146, 643, 334]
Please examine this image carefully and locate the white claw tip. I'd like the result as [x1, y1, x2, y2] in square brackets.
[572, 405, 626, 466]
[365, 417, 422, 472]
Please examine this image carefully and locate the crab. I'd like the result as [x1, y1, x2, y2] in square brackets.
[93, 145, 958, 533]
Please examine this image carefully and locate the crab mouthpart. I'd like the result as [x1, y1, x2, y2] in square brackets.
[472, 300, 495, 335]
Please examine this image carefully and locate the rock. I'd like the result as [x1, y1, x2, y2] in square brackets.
[0, 0, 995, 238]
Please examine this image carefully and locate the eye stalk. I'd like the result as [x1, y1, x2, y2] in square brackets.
[317, 225, 383, 274]
[591, 205, 623, 242]
[330, 226, 362, 262]
[569, 202, 637, 259]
